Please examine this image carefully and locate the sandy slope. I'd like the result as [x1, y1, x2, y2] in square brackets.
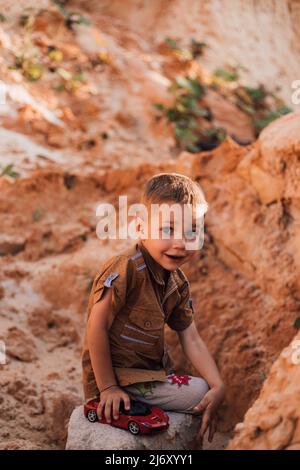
[0, 1, 300, 450]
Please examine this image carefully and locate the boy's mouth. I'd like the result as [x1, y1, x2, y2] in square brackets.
[165, 253, 186, 261]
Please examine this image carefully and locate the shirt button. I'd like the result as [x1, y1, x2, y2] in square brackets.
[144, 320, 152, 328]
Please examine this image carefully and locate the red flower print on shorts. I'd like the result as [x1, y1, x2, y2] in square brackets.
[166, 374, 192, 386]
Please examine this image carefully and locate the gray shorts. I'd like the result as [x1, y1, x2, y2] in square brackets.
[123, 374, 209, 414]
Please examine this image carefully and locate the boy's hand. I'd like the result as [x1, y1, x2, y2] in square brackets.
[97, 386, 131, 423]
[192, 385, 225, 445]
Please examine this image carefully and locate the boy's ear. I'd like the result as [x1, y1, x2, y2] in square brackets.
[135, 214, 147, 238]
[135, 214, 142, 228]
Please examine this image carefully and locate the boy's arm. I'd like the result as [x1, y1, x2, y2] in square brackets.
[177, 320, 224, 388]
[87, 288, 131, 421]
[87, 288, 117, 391]
[177, 320, 225, 444]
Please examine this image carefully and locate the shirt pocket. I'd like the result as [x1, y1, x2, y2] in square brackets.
[119, 305, 164, 353]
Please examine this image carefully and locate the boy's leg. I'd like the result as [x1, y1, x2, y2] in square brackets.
[123, 374, 209, 414]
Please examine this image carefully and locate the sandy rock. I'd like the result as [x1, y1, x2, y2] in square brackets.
[285, 443, 300, 450]
[227, 332, 300, 450]
[27, 308, 79, 348]
[0, 439, 43, 450]
[66, 406, 202, 450]
[1, 0, 300, 452]
[7, 375, 38, 403]
[43, 392, 82, 448]
[191, 112, 300, 301]
[250, 112, 300, 204]
[0, 236, 26, 256]
[258, 112, 300, 172]
[6, 327, 37, 362]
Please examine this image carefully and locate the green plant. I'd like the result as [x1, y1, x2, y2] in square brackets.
[294, 317, 300, 330]
[48, 47, 64, 62]
[32, 209, 43, 222]
[204, 127, 227, 141]
[164, 37, 207, 61]
[190, 39, 207, 58]
[214, 67, 239, 82]
[172, 76, 205, 98]
[14, 53, 43, 82]
[154, 75, 226, 153]
[235, 85, 292, 136]
[65, 13, 91, 29]
[55, 67, 85, 92]
[1, 164, 19, 179]
[244, 85, 267, 105]
[254, 110, 288, 134]
[23, 61, 43, 81]
[51, 0, 90, 29]
[164, 37, 180, 50]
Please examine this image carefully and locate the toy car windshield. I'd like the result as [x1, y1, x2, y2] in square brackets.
[119, 400, 152, 416]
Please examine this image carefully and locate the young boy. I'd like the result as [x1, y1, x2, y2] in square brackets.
[82, 173, 225, 445]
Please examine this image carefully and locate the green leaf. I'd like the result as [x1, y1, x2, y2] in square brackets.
[48, 49, 64, 61]
[254, 110, 282, 133]
[214, 68, 239, 82]
[236, 101, 256, 115]
[166, 107, 181, 122]
[190, 39, 207, 58]
[245, 86, 267, 103]
[277, 105, 292, 115]
[15, 55, 25, 69]
[174, 48, 193, 62]
[178, 94, 199, 113]
[76, 16, 91, 25]
[164, 37, 179, 50]
[32, 209, 43, 222]
[193, 106, 212, 119]
[174, 125, 198, 145]
[153, 103, 165, 111]
[175, 77, 204, 98]
[23, 62, 43, 81]
[294, 317, 300, 329]
[185, 144, 200, 153]
[66, 12, 91, 28]
[51, 0, 65, 8]
[57, 68, 72, 80]
[203, 127, 227, 142]
[19, 14, 30, 27]
[72, 72, 85, 82]
[1, 164, 19, 178]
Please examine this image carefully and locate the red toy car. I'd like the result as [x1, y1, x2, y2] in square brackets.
[84, 398, 169, 435]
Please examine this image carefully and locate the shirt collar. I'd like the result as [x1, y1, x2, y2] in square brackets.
[136, 240, 167, 286]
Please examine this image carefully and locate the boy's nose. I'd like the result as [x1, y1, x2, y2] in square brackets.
[172, 238, 186, 250]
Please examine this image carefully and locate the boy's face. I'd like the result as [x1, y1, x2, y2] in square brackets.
[137, 200, 205, 271]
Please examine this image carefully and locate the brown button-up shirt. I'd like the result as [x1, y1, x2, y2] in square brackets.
[82, 240, 195, 400]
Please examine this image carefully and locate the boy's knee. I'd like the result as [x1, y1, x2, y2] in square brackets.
[164, 376, 209, 414]
[187, 376, 210, 410]
[192, 376, 210, 397]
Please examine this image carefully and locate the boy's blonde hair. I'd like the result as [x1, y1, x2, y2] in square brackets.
[141, 173, 208, 211]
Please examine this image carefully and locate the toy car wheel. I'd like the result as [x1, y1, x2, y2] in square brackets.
[87, 409, 98, 423]
[128, 421, 140, 435]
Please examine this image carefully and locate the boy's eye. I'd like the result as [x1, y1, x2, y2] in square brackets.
[161, 226, 173, 235]
[185, 229, 199, 239]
